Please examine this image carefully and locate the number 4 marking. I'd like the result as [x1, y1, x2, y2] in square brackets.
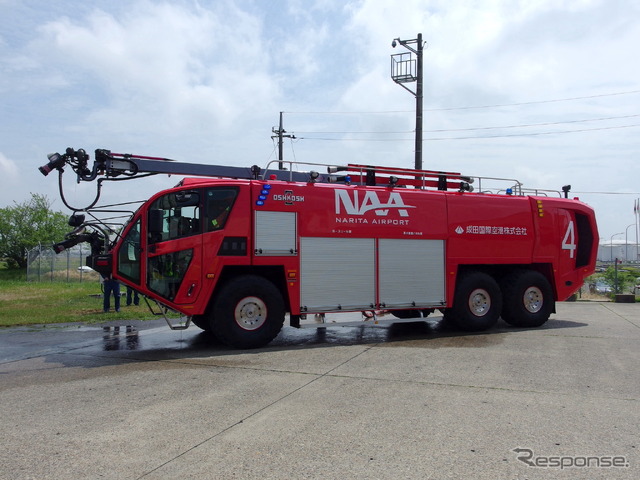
[562, 220, 576, 258]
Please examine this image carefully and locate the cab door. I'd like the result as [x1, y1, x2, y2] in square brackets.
[116, 217, 143, 286]
[146, 189, 203, 306]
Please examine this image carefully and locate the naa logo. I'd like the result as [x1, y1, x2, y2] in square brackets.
[335, 189, 414, 217]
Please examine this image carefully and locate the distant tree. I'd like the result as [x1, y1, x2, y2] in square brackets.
[0, 193, 69, 269]
[601, 265, 635, 294]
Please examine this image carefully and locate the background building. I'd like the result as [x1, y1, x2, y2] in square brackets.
[597, 240, 639, 263]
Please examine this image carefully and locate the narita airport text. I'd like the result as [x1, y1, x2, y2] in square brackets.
[335, 217, 410, 225]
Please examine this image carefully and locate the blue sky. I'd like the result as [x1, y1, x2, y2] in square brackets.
[1, 0, 639, 243]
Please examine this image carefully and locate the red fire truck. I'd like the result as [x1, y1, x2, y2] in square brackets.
[41, 148, 598, 348]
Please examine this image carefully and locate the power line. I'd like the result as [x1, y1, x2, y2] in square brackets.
[424, 123, 640, 140]
[294, 114, 640, 135]
[298, 123, 640, 142]
[285, 89, 640, 115]
[424, 89, 640, 112]
[295, 130, 414, 134]
[427, 114, 639, 133]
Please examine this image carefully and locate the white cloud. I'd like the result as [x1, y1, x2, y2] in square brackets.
[345, 0, 640, 102]
[27, 1, 281, 143]
[0, 152, 18, 179]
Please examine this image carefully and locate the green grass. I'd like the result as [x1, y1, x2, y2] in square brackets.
[0, 274, 156, 327]
[0, 266, 26, 281]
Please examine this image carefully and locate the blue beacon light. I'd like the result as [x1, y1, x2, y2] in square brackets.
[256, 183, 272, 206]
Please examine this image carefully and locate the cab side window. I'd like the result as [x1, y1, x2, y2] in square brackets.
[206, 188, 238, 232]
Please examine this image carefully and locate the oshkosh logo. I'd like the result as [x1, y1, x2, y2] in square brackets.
[335, 190, 414, 217]
[273, 190, 304, 205]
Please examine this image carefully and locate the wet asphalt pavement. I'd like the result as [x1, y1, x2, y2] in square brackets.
[0, 302, 638, 479]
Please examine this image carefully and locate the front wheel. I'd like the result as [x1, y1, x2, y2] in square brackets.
[210, 275, 285, 349]
[501, 270, 554, 328]
[444, 271, 502, 331]
[191, 314, 211, 332]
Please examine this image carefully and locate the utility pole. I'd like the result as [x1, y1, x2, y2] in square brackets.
[415, 33, 424, 171]
[272, 112, 296, 170]
[636, 198, 639, 261]
[391, 33, 425, 171]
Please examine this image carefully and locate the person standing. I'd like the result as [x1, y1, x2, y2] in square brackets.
[126, 286, 140, 306]
[102, 273, 121, 313]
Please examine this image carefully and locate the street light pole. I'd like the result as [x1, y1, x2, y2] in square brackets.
[610, 232, 623, 294]
[610, 232, 623, 262]
[625, 223, 635, 262]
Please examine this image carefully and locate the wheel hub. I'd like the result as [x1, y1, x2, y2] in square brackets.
[523, 286, 543, 313]
[468, 288, 491, 317]
[234, 296, 267, 331]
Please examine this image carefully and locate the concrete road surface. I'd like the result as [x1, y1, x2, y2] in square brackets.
[0, 302, 638, 479]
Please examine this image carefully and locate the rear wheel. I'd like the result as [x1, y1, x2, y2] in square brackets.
[210, 275, 285, 349]
[501, 270, 553, 327]
[444, 271, 502, 331]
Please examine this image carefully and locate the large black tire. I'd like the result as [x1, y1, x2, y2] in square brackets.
[210, 275, 285, 349]
[391, 309, 432, 319]
[444, 271, 502, 331]
[191, 314, 211, 332]
[501, 270, 554, 328]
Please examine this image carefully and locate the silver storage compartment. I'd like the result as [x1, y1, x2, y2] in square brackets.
[378, 239, 445, 308]
[300, 237, 375, 312]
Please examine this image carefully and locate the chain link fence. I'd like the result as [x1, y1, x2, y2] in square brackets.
[26, 244, 101, 282]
